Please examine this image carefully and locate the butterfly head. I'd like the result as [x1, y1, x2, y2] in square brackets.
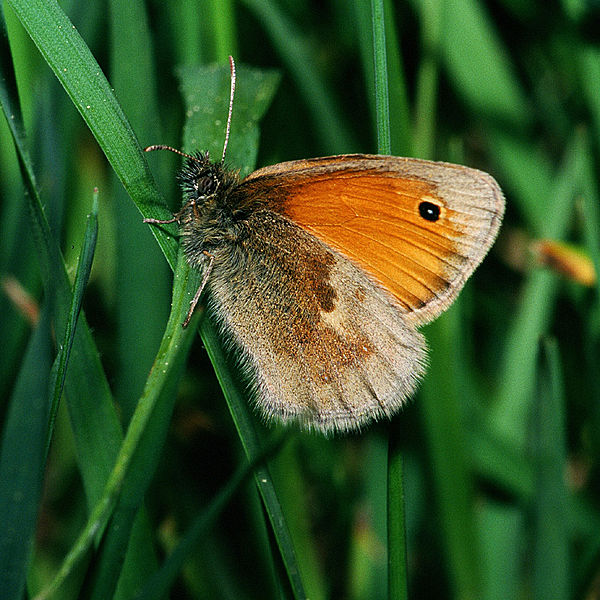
[177, 152, 239, 218]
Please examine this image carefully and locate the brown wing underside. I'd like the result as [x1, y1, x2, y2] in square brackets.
[239, 154, 504, 324]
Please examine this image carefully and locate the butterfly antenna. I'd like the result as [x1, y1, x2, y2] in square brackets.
[144, 144, 203, 162]
[222, 55, 236, 164]
[146, 57, 236, 164]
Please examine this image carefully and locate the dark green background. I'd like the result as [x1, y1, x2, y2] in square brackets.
[1, 1, 599, 599]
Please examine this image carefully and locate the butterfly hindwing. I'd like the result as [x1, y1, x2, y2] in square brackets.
[205, 208, 426, 433]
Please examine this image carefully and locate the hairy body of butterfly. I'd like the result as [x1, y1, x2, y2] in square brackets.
[148, 151, 503, 434]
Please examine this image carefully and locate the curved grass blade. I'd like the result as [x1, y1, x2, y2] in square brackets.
[46, 190, 98, 458]
[6, 0, 178, 268]
[35, 251, 201, 600]
[0, 7, 125, 597]
[441, 0, 529, 125]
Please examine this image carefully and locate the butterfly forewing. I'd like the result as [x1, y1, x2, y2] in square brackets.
[240, 154, 504, 325]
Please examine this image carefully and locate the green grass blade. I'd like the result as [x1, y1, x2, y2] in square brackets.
[491, 132, 587, 447]
[420, 302, 482, 600]
[470, 426, 534, 500]
[240, 0, 358, 154]
[0, 307, 52, 600]
[368, 3, 409, 597]
[3, 0, 127, 519]
[0, 6, 134, 587]
[84, 256, 199, 600]
[0, 6, 52, 282]
[580, 46, 600, 148]
[347, 437, 388, 599]
[169, 0, 206, 65]
[530, 338, 569, 600]
[109, 0, 172, 423]
[579, 133, 600, 311]
[36, 251, 200, 600]
[208, 0, 237, 61]
[266, 439, 328, 599]
[6, 0, 178, 268]
[0, 12, 69, 561]
[371, 0, 391, 155]
[388, 426, 408, 600]
[488, 130, 554, 236]
[383, 0, 411, 156]
[353, 0, 376, 142]
[354, 0, 413, 156]
[441, 0, 529, 125]
[46, 191, 98, 459]
[132, 434, 287, 600]
[413, 0, 441, 159]
[0, 6, 30, 170]
[478, 503, 522, 600]
[0, 4, 43, 402]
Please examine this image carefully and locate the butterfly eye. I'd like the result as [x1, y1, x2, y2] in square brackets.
[196, 175, 220, 196]
[418, 200, 441, 222]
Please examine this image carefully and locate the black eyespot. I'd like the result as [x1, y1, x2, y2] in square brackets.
[419, 201, 441, 222]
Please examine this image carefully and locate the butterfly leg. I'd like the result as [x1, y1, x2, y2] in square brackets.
[182, 251, 215, 328]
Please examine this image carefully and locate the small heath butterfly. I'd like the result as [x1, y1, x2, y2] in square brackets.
[145, 58, 504, 434]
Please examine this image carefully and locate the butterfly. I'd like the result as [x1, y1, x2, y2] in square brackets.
[144, 57, 504, 434]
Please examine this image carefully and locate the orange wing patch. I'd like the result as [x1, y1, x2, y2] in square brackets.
[281, 173, 463, 312]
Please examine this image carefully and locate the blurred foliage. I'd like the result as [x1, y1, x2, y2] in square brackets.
[1, 0, 600, 599]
